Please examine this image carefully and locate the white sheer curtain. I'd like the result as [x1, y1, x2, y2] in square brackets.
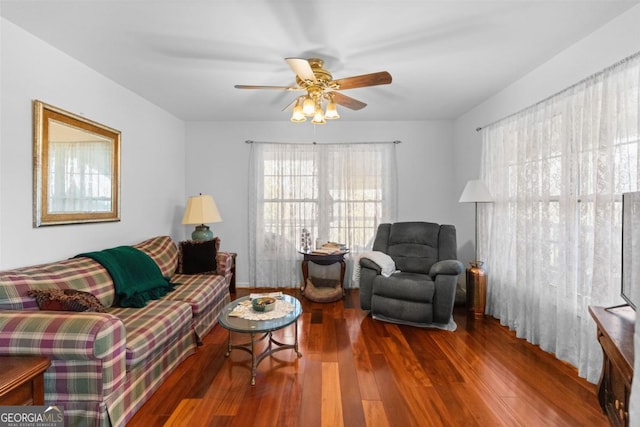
[480, 52, 640, 383]
[248, 142, 398, 288]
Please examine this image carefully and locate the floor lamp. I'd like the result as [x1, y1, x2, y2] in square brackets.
[459, 180, 493, 317]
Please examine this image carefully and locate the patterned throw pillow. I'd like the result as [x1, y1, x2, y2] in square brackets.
[27, 289, 107, 312]
[178, 239, 218, 275]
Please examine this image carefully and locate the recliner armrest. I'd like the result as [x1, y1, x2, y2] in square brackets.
[429, 260, 464, 278]
[360, 258, 382, 274]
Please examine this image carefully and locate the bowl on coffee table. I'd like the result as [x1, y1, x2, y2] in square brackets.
[252, 297, 276, 312]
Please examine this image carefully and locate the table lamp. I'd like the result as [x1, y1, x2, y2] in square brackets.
[182, 194, 222, 241]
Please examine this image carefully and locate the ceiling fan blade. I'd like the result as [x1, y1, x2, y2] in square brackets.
[234, 85, 301, 90]
[281, 97, 300, 112]
[329, 92, 367, 110]
[332, 71, 392, 90]
[285, 58, 317, 83]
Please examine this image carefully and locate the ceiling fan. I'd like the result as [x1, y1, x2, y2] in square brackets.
[234, 58, 392, 124]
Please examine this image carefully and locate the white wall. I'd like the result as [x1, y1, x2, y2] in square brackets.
[0, 18, 187, 269]
[7, 0, 638, 280]
[185, 120, 455, 286]
[453, 4, 640, 267]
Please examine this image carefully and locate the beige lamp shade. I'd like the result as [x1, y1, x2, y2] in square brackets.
[182, 194, 222, 225]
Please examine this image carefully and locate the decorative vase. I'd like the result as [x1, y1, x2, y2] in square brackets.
[466, 261, 487, 317]
[301, 228, 311, 252]
[192, 224, 213, 241]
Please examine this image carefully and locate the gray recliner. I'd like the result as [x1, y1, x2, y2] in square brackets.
[359, 222, 464, 328]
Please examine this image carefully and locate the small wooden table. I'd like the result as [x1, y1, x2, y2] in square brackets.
[299, 250, 348, 302]
[0, 356, 50, 405]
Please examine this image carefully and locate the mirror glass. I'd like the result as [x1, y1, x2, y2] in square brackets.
[33, 100, 121, 226]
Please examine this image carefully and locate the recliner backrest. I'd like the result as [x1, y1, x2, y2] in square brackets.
[372, 222, 457, 274]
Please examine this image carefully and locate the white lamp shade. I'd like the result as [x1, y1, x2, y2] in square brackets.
[182, 194, 223, 225]
[459, 180, 493, 203]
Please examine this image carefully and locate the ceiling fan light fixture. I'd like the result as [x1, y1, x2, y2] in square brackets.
[291, 107, 306, 122]
[302, 96, 316, 116]
[235, 57, 392, 125]
[325, 100, 340, 120]
[291, 98, 306, 122]
[311, 109, 326, 125]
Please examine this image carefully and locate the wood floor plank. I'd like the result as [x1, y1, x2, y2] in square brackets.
[321, 362, 344, 427]
[307, 318, 325, 354]
[369, 352, 424, 427]
[335, 318, 367, 427]
[350, 321, 382, 401]
[378, 323, 433, 387]
[298, 354, 322, 427]
[321, 314, 338, 362]
[126, 289, 608, 427]
[163, 399, 199, 427]
[362, 400, 391, 427]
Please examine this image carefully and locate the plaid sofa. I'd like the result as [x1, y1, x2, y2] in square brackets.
[0, 236, 232, 427]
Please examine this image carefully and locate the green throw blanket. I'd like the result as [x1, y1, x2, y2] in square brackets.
[76, 246, 173, 308]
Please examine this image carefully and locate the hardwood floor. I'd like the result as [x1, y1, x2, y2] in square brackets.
[127, 289, 608, 427]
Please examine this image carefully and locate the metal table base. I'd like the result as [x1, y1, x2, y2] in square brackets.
[225, 319, 302, 386]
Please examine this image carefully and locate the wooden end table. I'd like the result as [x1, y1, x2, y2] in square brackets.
[299, 250, 348, 301]
[0, 356, 50, 405]
[228, 252, 237, 293]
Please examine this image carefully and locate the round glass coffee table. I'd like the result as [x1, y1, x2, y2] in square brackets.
[218, 294, 302, 385]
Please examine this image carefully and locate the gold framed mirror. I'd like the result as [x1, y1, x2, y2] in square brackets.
[33, 100, 121, 226]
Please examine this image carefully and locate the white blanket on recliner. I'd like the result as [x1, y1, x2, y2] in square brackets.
[352, 251, 397, 287]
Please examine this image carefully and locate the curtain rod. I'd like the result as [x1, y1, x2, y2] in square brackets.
[475, 50, 640, 132]
[245, 140, 401, 145]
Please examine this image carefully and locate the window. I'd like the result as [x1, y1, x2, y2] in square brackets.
[480, 53, 640, 383]
[249, 142, 397, 288]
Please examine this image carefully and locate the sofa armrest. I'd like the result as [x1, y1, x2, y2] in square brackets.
[428, 260, 464, 278]
[217, 251, 233, 287]
[0, 311, 126, 361]
[0, 310, 128, 399]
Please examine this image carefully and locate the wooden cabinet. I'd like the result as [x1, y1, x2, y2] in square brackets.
[0, 356, 50, 405]
[228, 252, 237, 293]
[589, 306, 635, 427]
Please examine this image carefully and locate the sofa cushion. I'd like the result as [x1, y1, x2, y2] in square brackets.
[134, 236, 179, 278]
[108, 299, 193, 368]
[166, 273, 224, 315]
[178, 239, 217, 274]
[167, 272, 229, 339]
[27, 289, 107, 312]
[0, 257, 116, 310]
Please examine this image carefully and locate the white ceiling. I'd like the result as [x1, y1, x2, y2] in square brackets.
[1, 1, 638, 122]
